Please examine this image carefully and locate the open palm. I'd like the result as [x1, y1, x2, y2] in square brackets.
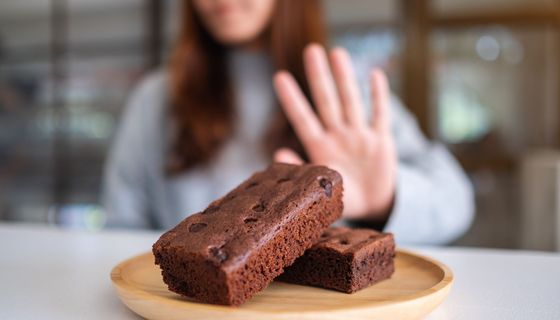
[273, 44, 397, 220]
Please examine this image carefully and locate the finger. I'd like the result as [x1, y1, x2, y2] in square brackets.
[274, 71, 324, 148]
[304, 43, 343, 129]
[330, 47, 365, 127]
[370, 69, 391, 133]
[273, 148, 304, 165]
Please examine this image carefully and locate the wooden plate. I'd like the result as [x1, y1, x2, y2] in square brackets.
[111, 249, 453, 320]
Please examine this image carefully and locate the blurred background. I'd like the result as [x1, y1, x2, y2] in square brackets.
[1, 0, 559, 251]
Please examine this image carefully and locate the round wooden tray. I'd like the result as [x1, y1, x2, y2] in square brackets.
[111, 249, 453, 320]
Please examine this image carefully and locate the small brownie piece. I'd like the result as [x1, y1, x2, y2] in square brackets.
[278, 227, 395, 293]
[152, 163, 343, 306]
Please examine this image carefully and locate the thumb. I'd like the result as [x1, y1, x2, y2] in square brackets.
[274, 148, 304, 165]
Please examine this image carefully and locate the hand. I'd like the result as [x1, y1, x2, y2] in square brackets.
[273, 44, 397, 221]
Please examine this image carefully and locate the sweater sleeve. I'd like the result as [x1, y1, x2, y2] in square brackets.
[382, 97, 475, 245]
[101, 75, 164, 229]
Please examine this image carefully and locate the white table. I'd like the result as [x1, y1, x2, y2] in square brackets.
[1, 222, 559, 320]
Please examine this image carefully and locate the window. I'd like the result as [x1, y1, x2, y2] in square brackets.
[0, 0, 147, 228]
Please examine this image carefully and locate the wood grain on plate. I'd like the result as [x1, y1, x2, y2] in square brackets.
[111, 249, 453, 320]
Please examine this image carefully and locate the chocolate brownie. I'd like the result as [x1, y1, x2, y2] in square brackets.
[278, 227, 395, 293]
[152, 163, 343, 306]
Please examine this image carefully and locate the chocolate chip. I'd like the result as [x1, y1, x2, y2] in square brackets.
[319, 178, 332, 197]
[339, 239, 350, 245]
[209, 246, 228, 263]
[277, 178, 290, 184]
[246, 182, 259, 189]
[321, 232, 331, 238]
[189, 222, 207, 233]
[252, 202, 265, 212]
[244, 218, 258, 224]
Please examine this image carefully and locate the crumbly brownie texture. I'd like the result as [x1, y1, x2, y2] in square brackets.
[278, 227, 395, 293]
[152, 163, 343, 306]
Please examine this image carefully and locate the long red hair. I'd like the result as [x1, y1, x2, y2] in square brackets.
[166, 0, 326, 174]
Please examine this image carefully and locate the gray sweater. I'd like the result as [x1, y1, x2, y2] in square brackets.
[102, 51, 474, 245]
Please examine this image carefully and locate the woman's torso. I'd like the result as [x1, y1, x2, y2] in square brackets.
[146, 51, 277, 228]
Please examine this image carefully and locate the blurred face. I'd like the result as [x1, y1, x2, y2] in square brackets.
[193, 0, 276, 47]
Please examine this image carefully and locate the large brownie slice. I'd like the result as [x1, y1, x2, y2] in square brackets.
[152, 163, 343, 306]
[278, 227, 395, 293]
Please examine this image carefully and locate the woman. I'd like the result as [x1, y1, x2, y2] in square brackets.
[103, 0, 474, 245]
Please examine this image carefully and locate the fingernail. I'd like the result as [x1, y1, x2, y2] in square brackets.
[274, 70, 289, 80]
[332, 47, 346, 56]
